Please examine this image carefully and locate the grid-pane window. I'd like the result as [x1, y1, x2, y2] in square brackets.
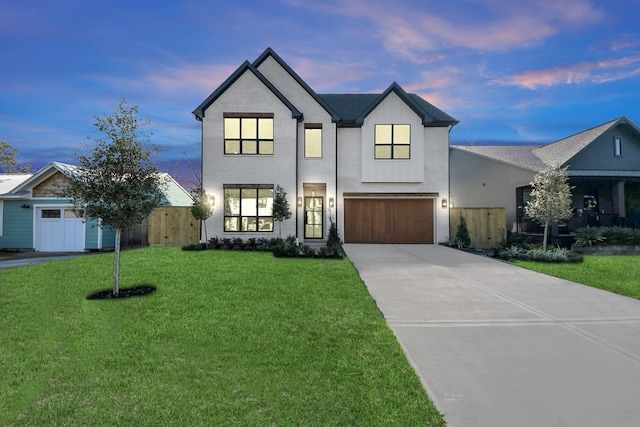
[375, 124, 411, 159]
[224, 116, 274, 155]
[224, 186, 274, 232]
[305, 126, 322, 158]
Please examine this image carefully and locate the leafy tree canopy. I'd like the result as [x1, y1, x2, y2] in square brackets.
[0, 141, 31, 173]
[525, 162, 573, 250]
[63, 99, 165, 230]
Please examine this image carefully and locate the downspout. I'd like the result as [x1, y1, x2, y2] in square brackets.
[335, 123, 339, 239]
[447, 124, 454, 244]
[296, 121, 300, 240]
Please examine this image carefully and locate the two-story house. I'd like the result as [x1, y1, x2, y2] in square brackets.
[193, 48, 458, 244]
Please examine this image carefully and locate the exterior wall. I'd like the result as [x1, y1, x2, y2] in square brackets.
[0, 199, 33, 249]
[0, 198, 109, 251]
[201, 71, 298, 240]
[256, 56, 338, 242]
[338, 122, 451, 244]
[450, 147, 534, 232]
[568, 126, 640, 171]
[361, 93, 424, 183]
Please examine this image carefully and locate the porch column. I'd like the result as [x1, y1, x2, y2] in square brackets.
[614, 181, 626, 217]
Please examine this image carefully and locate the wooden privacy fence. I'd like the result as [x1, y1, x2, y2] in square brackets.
[122, 207, 200, 247]
[149, 207, 200, 247]
[450, 208, 506, 248]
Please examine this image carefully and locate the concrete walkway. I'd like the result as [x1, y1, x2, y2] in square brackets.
[344, 244, 640, 427]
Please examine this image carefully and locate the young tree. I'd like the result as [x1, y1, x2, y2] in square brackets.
[525, 162, 573, 251]
[0, 141, 31, 173]
[62, 99, 164, 296]
[272, 185, 292, 238]
[191, 183, 213, 243]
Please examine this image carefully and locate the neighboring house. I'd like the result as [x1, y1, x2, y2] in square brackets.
[0, 161, 192, 252]
[450, 117, 640, 238]
[193, 48, 458, 244]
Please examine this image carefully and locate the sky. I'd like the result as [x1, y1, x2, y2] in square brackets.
[2, 0, 640, 184]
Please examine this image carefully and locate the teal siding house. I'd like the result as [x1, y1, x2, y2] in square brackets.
[0, 162, 192, 252]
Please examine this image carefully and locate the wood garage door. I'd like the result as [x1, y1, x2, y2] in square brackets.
[344, 199, 434, 243]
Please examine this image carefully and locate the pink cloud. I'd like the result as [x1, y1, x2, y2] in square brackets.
[496, 56, 640, 89]
[282, 0, 603, 61]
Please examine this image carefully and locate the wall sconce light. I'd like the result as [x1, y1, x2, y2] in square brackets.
[297, 197, 303, 207]
[441, 199, 448, 209]
[21, 204, 30, 209]
[329, 197, 334, 208]
[311, 190, 316, 197]
[208, 195, 215, 209]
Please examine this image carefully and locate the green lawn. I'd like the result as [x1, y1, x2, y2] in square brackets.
[0, 247, 445, 426]
[514, 255, 640, 300]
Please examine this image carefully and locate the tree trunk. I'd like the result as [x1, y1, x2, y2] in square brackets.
[113, 228, 121, 296]
[542, 221, 549, 251]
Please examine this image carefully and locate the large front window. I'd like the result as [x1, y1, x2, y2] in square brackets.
[375, 124, 410, 159]
[224, 185, 274, 232]
[224, 114, 274, 155]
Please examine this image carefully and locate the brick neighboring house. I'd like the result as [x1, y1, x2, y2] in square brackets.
[193, 48, 458, 244]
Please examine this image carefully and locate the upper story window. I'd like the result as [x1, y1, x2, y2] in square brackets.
[614, 137, 622, 157]
[224, 185, 274, 232]
[375, 124, 410, 159]
[305, 124, 322, 158]
[224, 113, 274, 155]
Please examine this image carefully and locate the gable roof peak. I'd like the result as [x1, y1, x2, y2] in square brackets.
[355, 81, 458, 126]
[192, 59, 302, 121]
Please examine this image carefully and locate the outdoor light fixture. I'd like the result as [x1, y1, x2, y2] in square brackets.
[208, 195, 215, 209]
[21, 204, 30, 209]
[329, 197, 334, 208]
[297, 197, 303, 207]
[311, 190, 316, 197]
[441, 198, 447, 209]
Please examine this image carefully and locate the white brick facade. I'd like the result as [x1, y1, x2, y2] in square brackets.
[194, 48, 457, 244]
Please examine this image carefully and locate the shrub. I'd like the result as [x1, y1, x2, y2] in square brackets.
[455, 214, 471, 248]
[181, 243, 207, 251]
[574, 226, 606, 246]
[602, 226, 636, 245]
[300, 245, 316, 258]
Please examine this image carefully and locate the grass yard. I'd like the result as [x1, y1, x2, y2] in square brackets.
[0, 247, 445, 426]
[514, 255, 640, 300]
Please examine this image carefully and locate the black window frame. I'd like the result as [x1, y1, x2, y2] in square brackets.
[223, 113, 274, 155]
[223, 184, 274, 232]
[304, 123, 322, 158]
[374, 124, 411, 159]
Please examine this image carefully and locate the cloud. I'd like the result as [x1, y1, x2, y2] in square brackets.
[282, 0, 603, 62]
[496, 56, 640, 89]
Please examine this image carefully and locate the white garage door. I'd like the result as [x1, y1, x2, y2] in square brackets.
[36, 207, 85, 252]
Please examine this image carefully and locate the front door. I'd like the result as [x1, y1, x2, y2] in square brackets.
[304, 197, 323, 239]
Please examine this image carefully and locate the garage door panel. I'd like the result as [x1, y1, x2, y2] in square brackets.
[345, 198, 434, 244]
[36, 208, 85, 252]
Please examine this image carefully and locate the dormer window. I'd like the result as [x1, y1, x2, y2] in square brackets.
[224, 113, 274, 155]
[614, 137, 622, 157]
[375, 124, 410, 159]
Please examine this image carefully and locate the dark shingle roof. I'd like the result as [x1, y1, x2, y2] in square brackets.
[193, 48, 458, 128]
[453, 117, 640, 172]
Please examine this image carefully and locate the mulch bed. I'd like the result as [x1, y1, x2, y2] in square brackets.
[87, 285, 156, 300]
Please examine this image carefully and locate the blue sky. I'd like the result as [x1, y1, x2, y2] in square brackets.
[2, 0, 640, 183]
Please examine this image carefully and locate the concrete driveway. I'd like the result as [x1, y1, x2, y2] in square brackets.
[343, 244, 640, 427]
[0, 251, 101, 269]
